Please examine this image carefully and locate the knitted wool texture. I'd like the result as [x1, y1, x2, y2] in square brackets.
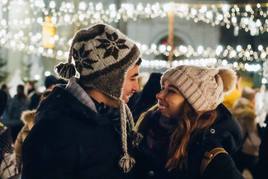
[161, 65, 237, 112]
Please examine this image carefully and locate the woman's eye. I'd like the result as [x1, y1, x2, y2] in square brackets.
[167, 89, 175, 93]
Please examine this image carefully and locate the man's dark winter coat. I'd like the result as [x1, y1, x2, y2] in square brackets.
[22, 86, 134, 179]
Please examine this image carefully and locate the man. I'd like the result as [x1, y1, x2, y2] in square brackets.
[22, 23, 141, 179]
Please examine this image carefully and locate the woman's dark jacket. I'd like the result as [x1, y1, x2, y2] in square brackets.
[134, 104, 244, 179]
[22, 86, 134, 179]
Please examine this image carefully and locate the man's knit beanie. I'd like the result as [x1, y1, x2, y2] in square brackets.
[55, 23, 141, 173]
[161, 65, 237, 112]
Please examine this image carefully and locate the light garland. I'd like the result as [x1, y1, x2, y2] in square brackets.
[0, 28, 267, 64]
[1, 1, 268, 36]
[37, 58, 262, 75]
[0, 27, 267, 62]
[38, 58, 262, 79]
[0, 1, 267, 73]
[141, 58, 262, 72]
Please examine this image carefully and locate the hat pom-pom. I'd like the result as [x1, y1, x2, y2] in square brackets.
[218, 68, 237, 93]
[119, 154, 135, 173]
[55, 62, 76, 79]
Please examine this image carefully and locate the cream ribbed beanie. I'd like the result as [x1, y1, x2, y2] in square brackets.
[161, 65, 237, 112]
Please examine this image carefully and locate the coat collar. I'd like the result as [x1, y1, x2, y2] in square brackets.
[38, 86, 120, 126]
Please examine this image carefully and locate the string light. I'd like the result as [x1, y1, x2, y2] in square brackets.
[1, 1, 268, 35]
[0, 32, 263, 72]
[142, 58, 262, 72]
[0, 29, 266, 64]
[0, 1, 267, 73]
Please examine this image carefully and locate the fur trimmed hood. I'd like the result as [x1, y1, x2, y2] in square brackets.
[21, 110, 36, 126]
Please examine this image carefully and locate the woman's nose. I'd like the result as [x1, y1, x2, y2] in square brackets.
[156, 90, 165, 100]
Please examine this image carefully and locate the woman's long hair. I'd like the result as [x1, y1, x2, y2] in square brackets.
[165, 102, 217, 171]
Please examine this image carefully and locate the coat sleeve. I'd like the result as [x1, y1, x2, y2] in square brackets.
[201, 153, 244, 179]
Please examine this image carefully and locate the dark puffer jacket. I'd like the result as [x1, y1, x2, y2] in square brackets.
[134, 104, 243, 179]
[22, 86, 135, 179]
[255, 126, 268, 179]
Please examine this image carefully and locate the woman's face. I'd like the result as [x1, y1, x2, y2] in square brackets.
[156, 80, 185, 119]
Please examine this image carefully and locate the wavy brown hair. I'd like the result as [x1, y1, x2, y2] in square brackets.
[165, 102, 217, 171]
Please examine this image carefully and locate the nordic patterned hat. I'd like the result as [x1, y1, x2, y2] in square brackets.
[55, 23, 141, 173]
[56, 23, 140, 99]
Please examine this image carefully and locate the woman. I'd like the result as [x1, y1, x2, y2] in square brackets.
[133, 65, 243, 179]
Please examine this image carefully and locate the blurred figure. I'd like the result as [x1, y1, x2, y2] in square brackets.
[223, 75, 241, 111]
[1, 84, 11, 101]
[14, 110, 36, 173]
[254, 85, 267, 128]
[233, 87, 261, 178]
[254, 85, 268, 141]
[128, 73, 162, 121]
[26, 81, 41, 110]
[44, 75, 59, 90]
[8, 85, 29, 141]
[1, 84, 12, 123]
[15, 89, 52, 174]
[0, 89, 7, 118]
[255, 126, 268, 179]
[0, 87, 17, 178]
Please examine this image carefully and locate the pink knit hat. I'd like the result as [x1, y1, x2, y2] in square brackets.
[161, 65, 237, 112]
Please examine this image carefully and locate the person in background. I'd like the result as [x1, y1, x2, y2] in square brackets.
[22, 23, 141, 179]
[44, 75, 59, 90]
[1, 84, 12, 124]
[1, 84, 11, 102]
[0, 89, 7, 119]
[14, 110, 35, 173]
[255, 125, 268, 179]
[0, 86, 17, 178]
[223, 75, 241, 111]
[15, 89, 52, 173]
[8, 85, 29, 141]
[134, 65, 243, 179]
[26, 81, 41, 110]
[233, 87, 261, 178]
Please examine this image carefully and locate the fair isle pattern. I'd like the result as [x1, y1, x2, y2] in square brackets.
[96, 31, 129, 59]
[79, 45, 140, 99]
[72, 44, 96, 71]
[71, 24, 137, 77]
[68, 24, 140, 99]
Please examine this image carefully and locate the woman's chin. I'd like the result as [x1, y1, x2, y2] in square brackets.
[159, 110, 170, 118]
